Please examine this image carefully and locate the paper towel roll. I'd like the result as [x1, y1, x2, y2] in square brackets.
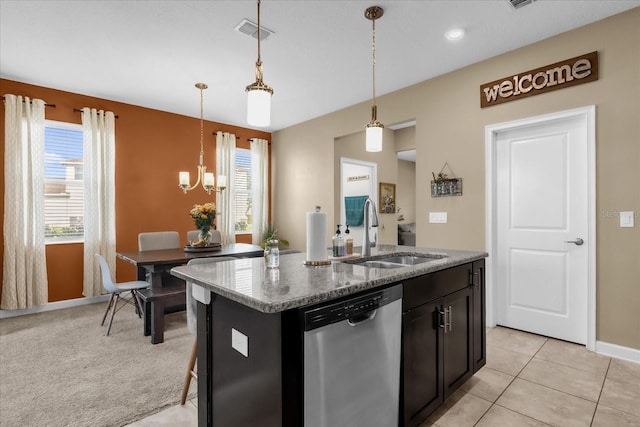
[306, 208, 327, 262]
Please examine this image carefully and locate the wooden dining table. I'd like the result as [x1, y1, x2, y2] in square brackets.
[117, 243, 264, 343]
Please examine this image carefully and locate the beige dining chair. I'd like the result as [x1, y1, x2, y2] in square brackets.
[138, 231, 180, 251]
[186, 229, 222, 245]
[137, 231, 183, 325]
[181, 256, 237, 405]
[95, 254, 150, 336]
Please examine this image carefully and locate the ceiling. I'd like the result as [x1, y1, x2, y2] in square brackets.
[1, 1, 638, 132]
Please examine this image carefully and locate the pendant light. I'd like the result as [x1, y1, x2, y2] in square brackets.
[245, 0, 273, 127]
[365, 6, 384, 152]
[178, 83, 217, 195]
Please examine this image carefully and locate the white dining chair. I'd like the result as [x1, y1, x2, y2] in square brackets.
[96, 254, 150, 336]
[181, 256, 237, 405]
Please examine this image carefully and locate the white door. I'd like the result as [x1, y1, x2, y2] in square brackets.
[495, 113, 589, 344]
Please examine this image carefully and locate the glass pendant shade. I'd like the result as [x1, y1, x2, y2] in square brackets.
[366, 122, 383, 152]
[247, 87, 272, 127]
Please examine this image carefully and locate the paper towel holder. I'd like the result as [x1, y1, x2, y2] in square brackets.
[304, 205, 331, 266]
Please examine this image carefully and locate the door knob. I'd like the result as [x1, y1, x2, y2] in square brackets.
[565, 238, 584, 246]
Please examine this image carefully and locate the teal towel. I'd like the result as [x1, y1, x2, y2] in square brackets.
[345, 196, 368, 226]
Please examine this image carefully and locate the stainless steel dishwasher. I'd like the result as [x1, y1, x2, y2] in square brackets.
[303, 284, 402, 427]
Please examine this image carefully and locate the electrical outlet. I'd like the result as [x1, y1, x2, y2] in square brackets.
[231, 328, 248, 357]
[429, 212, 448, 223]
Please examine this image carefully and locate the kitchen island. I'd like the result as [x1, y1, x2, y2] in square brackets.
[171, 245, 487, 427]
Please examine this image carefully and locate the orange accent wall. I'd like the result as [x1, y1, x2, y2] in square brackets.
[45, 244, 84, 301]
[0, 78, 270, 303]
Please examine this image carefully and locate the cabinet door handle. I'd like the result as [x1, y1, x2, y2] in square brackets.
[440, 306, 451, 334]
[445, 307, 449, 334]
[469, 270, 479, 286]
[440, 307, 451, 333]
[448, 305, 453, 332]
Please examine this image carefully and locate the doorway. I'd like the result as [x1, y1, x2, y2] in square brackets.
[485, 106, 596, 350]
[340, 157, 378, 247]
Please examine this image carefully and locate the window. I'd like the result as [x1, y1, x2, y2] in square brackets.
[44, 121, 84, 243]
[234, 148, 252, 234]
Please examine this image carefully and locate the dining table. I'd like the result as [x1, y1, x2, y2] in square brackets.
[117, 243, 264, 343]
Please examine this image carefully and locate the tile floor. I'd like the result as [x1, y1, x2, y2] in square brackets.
[125, 326, 640, 426]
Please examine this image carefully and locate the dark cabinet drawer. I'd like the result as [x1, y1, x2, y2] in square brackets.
[403, 263, 470, 312]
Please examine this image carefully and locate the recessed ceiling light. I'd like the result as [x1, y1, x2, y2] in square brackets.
[445, 28, 465, 41]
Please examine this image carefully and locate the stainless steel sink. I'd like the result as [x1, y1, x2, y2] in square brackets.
[377, 256, 436, 265]
[346, 253, 446, 269]
[361, 260, 405, 269]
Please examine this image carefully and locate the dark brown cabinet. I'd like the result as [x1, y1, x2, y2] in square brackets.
[401, 262, 485, 427]
[472, 260, 486, 372]
[403, 301, 443, 422]
[442, 286, 474, 398]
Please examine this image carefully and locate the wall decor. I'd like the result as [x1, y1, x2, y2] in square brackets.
[431, 162, 462, 197]
[480, 51, 598, 108]
[379, 182, 396, 213]
[347, 174, 370, 182]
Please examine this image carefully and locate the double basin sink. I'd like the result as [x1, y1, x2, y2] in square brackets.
[345, 253, 446, 269]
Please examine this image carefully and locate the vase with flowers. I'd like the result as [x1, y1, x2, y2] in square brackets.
[189, 202, 216, 246]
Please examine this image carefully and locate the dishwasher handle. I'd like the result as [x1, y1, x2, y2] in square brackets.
[348, 309, 377, 326]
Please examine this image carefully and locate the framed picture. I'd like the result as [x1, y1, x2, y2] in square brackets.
[379, 182, 396, 213]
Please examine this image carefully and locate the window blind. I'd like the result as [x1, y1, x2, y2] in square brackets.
[44, 122, 84, 242]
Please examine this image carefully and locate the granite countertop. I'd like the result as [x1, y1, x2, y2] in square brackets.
[170, 245, 488, 314]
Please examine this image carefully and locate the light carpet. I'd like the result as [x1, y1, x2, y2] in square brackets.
[0, 301, 194, 427]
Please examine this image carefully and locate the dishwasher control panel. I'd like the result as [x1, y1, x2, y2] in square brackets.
[303, 285, 402, 331]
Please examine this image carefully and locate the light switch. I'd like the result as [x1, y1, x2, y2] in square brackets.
[620, 211, 634, 228]
[231, 328, 248, 357]
[429, 212, 448, 223]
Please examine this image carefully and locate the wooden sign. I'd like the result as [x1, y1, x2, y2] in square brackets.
[480, 51, 598, 108]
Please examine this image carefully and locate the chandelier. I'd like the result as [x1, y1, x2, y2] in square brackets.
[178, 83, 225, 194]
[364, 6, 384, 152]
[245, 0, 273, 127]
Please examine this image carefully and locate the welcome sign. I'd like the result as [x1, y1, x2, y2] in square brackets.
[480, 51, 598, 108]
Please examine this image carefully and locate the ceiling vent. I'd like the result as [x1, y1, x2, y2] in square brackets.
[508, 0, 537, 9]
[234, 19, 273, 41]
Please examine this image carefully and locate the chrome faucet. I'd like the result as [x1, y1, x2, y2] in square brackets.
[362, 197, 379, 257]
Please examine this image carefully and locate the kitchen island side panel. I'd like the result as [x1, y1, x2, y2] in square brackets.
[209, 295, 283, 427]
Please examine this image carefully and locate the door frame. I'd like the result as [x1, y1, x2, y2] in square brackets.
[484, 105, 596, 351]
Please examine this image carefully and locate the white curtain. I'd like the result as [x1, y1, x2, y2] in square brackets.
[1, 94, 48, 309]
[251, 138, 269, 245]
[216, 131, 236, 245]
[82, 108, 116, 297]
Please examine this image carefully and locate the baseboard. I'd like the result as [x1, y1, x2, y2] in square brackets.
[0, 294, 110, 319]
[596, 340, 640, 364]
